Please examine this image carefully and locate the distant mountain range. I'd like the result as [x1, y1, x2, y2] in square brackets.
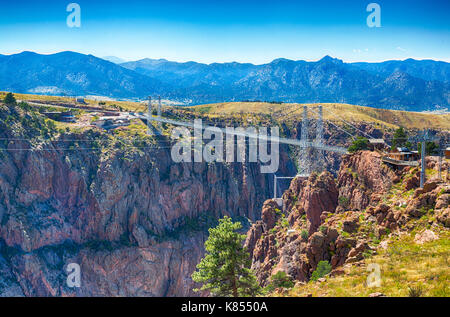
[0, 51, 166, 99]
[1, 51, 449, 111]
[101, 56, 128, 64]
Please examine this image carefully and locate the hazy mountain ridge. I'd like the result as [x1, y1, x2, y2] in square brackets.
[122, 55, 450, 110]
[351, 59, 450, 83]
[0, 51, 449, 110]
[101, 56, 127, 64]
[0, 51, 167, 98]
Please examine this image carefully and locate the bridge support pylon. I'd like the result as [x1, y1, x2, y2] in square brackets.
[147, 96, 153, 135]
[298, 105, 310, 176]
[315, 104, 324, 171]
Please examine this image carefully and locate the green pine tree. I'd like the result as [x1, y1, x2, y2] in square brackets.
[348, 136, 369, 153]
[192, 216, 261, 297]
[418, 141, 439, 155]
[3, 92, 16, 105]
[310, 261, 332, 281]
[264, 271, 294, 293]
[391, 127, 408, 149]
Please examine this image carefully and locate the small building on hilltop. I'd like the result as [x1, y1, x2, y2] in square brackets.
[368, 139, 386, 151]
[388, 147, 420, 162]
[43, 111, 76, 123]
[60, 111, 76, 122]
[76, 97, 87, 104]
[92, 116, 130, 130]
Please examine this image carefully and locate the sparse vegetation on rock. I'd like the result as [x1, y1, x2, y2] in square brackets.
[3, 92, 16, 105]
[310, 261, 332, 282]
[348, 137, 369, 153]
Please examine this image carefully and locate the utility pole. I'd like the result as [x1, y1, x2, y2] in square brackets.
[158, 95, 162, 117]
[420, 129, 428, 188]
[157, 96, 162, 129]
[273, 174, 277, 199]
[438, 148, 442, 181]
[273, 175, 294, 207]
[147, 96, 152, 135]
[437, 142, 449, 181]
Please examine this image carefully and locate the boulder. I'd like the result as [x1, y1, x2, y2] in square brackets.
[436, 207, 450, 227]
[342, 213, 360, 233]
[261, 200, 282, 230]
[435, 193, 450, 210]
[405, 174, 420, 191]
[414, 230, 438, 244]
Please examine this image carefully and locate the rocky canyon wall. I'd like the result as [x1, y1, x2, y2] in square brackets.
[0, 131, 295, 296]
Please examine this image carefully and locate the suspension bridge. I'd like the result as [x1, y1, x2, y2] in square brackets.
[7, 96, 445, 201]
[140, 97, 381, 203]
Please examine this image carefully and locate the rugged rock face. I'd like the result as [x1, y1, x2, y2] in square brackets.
[245, 171, 340, 285]
[290, 173, 338, 234]
[245, 151, 450, 287]
[0, 127, 295, 296]
[0, 235, 206, 297]
[337, 151, 395, 211]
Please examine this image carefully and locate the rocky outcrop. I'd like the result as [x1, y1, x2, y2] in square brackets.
[245, 150, 450, 287]
[4, 234, 205, 297]
[0, 249, 24, 297]
[436, 207, 450, 227]
[337, 151, 395, 211]
[244, 171, 341, 285]
[283, 172, 338, 234]
[414, 229, 438, 245]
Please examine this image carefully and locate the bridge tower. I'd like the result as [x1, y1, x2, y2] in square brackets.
[315, 105, 324, 170]
[298, 105, 310, 176]
[157, 96, 162, 129]
[158, 96, 162, 117]
[147, 96, 153, 135]
[420, 129, 428, 188]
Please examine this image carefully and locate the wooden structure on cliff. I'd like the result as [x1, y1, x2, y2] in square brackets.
[381, 155, 419, 167]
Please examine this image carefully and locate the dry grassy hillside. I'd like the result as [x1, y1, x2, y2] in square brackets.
[0, 91, 148, 112]
[189, 102, 450, 131]
[1, 93, 448, 131]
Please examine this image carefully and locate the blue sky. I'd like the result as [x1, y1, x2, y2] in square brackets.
[0, 0, 449, 63]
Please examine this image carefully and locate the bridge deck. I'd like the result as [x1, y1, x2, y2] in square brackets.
[142, 115, 349, 154]
[382, 156, 420, 167]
